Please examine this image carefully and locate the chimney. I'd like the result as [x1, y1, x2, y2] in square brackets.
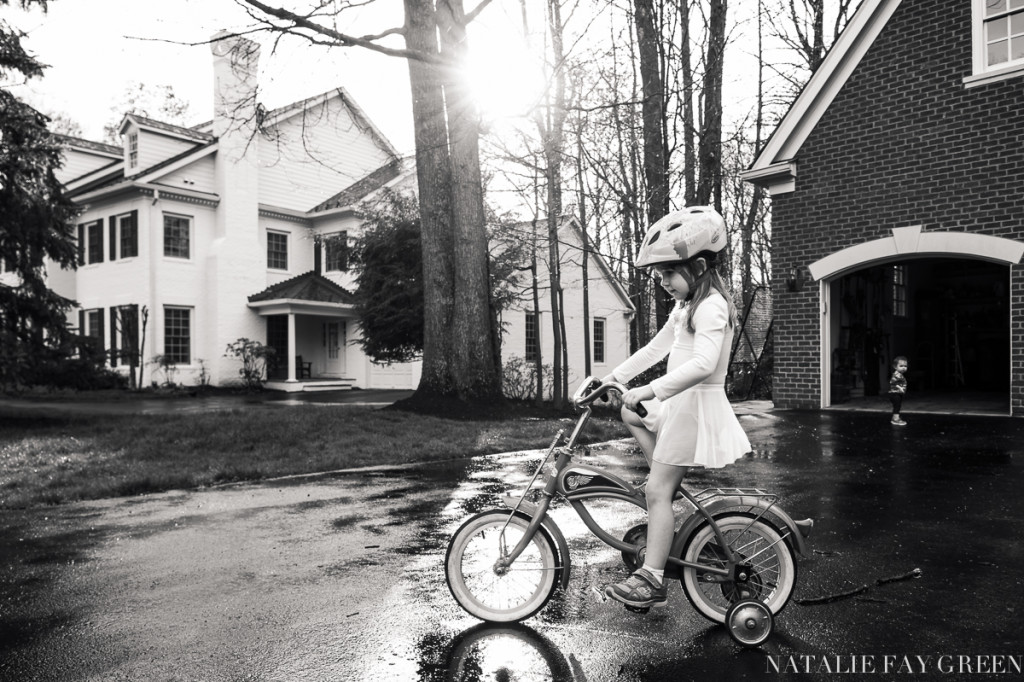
[210, 31, 261, 143]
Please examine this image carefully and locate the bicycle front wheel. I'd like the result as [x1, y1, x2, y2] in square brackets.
[680, 514, 797, 624]
[445, 510, 560, 623]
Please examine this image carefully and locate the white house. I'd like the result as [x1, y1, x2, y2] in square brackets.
[49, 32, 634, 393]
[500, 217, 635, 397]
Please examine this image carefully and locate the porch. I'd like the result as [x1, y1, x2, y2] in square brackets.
[264, 377, 357, 393]
[248, 271, 359, 386]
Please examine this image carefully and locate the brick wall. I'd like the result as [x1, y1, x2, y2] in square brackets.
[770, 0, 1024, 412]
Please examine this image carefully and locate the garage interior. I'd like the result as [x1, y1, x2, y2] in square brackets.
[827, 258, 1010, 416]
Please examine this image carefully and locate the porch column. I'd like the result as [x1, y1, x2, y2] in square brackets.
[287, 313, 297, 381]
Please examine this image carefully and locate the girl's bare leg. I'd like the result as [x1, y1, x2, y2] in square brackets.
[644, 461, 688, 570]
[620, 406, 656, 465]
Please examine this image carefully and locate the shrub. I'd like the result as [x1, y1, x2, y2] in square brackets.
[502, 355, 554, 401]
[224, 338, 275, 391]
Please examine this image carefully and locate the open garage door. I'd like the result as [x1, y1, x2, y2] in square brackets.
[826, 258, 1010, 415]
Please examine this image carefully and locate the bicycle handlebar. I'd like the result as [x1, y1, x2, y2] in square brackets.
[572, 376, 648, 418]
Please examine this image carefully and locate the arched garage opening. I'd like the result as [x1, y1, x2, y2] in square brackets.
[811, 226, 1023, 415]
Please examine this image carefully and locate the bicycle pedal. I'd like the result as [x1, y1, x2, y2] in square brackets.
[624, 605, 651, 614]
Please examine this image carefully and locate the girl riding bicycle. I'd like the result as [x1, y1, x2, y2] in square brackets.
[603, 206, 752, 610]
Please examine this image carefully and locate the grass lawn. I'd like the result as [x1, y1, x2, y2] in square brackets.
[0, 404, 629, 509]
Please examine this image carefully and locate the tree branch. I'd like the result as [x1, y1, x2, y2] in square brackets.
[238, 0, 446, 64]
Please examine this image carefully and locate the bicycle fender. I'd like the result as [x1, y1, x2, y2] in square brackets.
[673, 496, 809, 558]
[502, 498, 572, 590]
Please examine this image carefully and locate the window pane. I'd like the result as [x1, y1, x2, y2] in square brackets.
[988, 38, 1009, 64]
[267, 232, 288, 269]
[593, 318, 605, 364]
[164, 307, 191, 364]
[988, 16, 1009, 40]
[1013, 11, 1024, 34]
[987, 0, 1006, 16]
[1012, 0, 1024, 10]
[164, 216, 190, 258]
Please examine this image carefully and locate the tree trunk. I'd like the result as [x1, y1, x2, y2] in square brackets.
[696, 0, 727, 211]
[436, 0, 504, 401]
[633, 0, 672, 326]
[403, 0, 457, 399]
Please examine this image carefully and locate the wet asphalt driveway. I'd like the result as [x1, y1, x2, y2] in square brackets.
[2, 407, 1023, 681]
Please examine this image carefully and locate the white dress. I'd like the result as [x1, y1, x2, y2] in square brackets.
[611, 293, 751, 468]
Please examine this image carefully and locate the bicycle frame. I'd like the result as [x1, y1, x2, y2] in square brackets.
[496, 378, 776, 582]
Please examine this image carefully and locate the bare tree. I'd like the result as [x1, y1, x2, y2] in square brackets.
[238, 0, 504, 408]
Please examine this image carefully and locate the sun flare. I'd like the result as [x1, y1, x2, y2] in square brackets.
[463, 26, 547, 121]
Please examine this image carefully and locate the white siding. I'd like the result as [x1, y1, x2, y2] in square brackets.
[258, 96, 394, 212]
[501, 220, 633, 397]
[133, 129, 201, 177]
[57, 147, 119, 185]
[157, 155, 216, 194]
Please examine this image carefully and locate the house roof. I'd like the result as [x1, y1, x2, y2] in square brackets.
[53, 134, 122, 157]
[310, 159, 406, 213]
[193, 86, 400, 159]
[64, 139, 218, 198]
[248, 271, 356, 304]
[120, 114, 215, 143]
[742, 0, 903, 191]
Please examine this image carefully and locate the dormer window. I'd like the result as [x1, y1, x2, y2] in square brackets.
[967, 0, 1024, 86]
[128, 132, 138, 169]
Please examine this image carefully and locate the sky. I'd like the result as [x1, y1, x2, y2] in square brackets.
[1, 0, 418, 151]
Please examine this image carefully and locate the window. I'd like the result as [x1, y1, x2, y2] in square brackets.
[969, 0, 1024, 84]
[525, 312, 540, 362]
[111, 305, 140, 367]
[593, 317, 606, 364]
[111, 212, 138, 260]
[983, 0, 1024, 68]
[325, 232, 349, 272]
[0, 252, 13, 273]
[892, 265, 907, 318]
[163, 215, 190, 259]
[164, 306, 192, 365]
[128, 132, 138, 169]
[77, 220, 104, 265]
[78, 308, 105, 356]
[267, 231, 288, 270]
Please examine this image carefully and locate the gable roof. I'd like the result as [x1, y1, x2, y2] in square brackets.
[248, 271, 356, 304]
[741, 0, 903, 194]
[310, 159, 407, 213]
[53, 134, 122, 157]
[120, 114, 215, 143]
[193, 86, 400, 159]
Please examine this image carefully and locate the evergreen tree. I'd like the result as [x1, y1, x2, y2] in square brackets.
[0, 1, 82, 388]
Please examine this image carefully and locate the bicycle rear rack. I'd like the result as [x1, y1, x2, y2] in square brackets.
[692, 487, 778, 505]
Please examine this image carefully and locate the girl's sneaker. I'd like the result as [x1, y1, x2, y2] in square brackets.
[604, 568, 668, 608]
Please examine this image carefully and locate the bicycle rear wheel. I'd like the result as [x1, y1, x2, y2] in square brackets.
[679, 514, 796, 624]
[445, 510, 560, 623]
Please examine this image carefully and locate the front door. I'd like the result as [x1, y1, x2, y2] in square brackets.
[324, 321, 346, 377]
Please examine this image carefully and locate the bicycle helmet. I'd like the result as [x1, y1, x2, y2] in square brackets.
[635, 206, 727, 268]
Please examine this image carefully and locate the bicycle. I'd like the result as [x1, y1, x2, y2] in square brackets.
[444, 376, 813, 647]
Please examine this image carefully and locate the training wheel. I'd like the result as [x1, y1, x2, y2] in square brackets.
[725, 599, 773, 648]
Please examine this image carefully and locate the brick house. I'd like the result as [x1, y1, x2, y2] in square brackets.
[743, 0, 1024, 414]
[48, 32, 632, 392]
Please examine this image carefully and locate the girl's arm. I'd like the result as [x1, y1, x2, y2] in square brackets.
[648, 296, 729, 399]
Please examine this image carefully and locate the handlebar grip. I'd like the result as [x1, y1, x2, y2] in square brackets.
[635, 402, 647, 418]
